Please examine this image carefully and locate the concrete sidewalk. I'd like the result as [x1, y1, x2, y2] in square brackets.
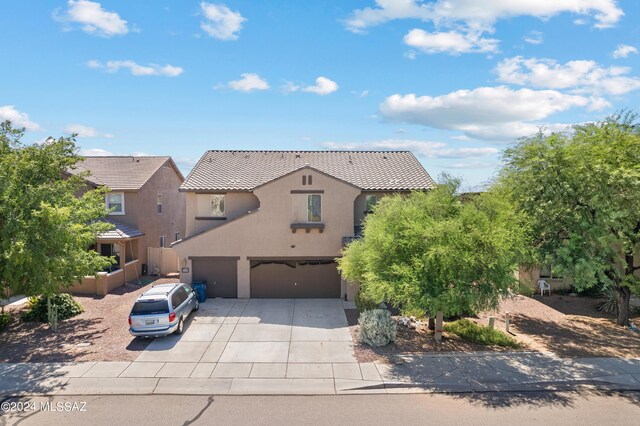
[1, 353, 639, 396]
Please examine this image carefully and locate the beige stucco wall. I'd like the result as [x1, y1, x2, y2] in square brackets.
[185, 192, 260, 237]
[518, 265, 573, 293]
[174, 168, 361, 298]
[105, 162, 184, 267]
[353, 192, 397, 229]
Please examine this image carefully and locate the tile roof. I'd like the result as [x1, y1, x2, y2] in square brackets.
[181, 151, 435, 191]
[98, 218, 144, 240]
[68, 156, 180, 191]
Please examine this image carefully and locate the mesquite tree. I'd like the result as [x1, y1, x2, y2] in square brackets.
[338, 177, 528, 322]
[497, 112, 640, 326]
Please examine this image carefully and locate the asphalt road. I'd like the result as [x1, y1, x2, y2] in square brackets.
[1, 391, 639, 426]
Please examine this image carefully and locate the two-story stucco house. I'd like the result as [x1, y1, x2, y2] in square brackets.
[172, 150, 434, 300]
[68, 156, 186, 283]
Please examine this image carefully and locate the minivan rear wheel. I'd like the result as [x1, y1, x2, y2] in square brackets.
[175, 317, 184, 335]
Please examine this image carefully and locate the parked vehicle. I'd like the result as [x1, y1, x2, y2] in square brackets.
[128, 283, 199, 338]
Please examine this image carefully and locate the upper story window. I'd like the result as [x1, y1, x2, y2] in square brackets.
[210, 194, 225, 216]
[160, 235, 166, 248]
[106, 192, 125, 215]
[302, 175, 313, 185]
[307, 194, 321, 222]
[157, 194, 163, 214]
[365, 195, 377, 212]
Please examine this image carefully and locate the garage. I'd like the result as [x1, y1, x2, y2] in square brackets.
[250, 259, 341, 298]
[191, 257, 238, 298]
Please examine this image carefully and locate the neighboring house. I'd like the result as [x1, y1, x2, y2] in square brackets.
[172, 150, 434, 300]
[66, 156, 186, 292]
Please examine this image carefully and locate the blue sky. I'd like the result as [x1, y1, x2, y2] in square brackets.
[1, 1, 639, 189]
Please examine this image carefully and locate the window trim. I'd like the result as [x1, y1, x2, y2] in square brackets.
[106, 192, 125, 216]
[307, 194, 322, 223]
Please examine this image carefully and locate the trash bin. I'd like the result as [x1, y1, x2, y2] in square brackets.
[192, 281, 207, 303]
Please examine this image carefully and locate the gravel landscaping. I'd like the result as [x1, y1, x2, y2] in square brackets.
[346, 309, 520, 363]
[0, 277, 180, 363]
[347, 294, 640, 363]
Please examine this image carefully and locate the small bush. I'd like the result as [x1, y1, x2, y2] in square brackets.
[20, 294, 84, 323]
[444, 319, 520, 349]
[355, 291, 380, 312]
[596, 286, 618, 315]
[0, 311, 11, 332]
[358, 309, 397, 347]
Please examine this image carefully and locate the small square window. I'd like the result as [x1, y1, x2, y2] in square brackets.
[210, 195, 225, 216]
[106, 193, 125, 215]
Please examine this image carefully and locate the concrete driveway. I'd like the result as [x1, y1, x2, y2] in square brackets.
[133, 298, 357, 379]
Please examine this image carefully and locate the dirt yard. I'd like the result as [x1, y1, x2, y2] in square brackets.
[476, 294, 640, 358]
[0, 277, 180, 363]
[348, 294, 640, 362]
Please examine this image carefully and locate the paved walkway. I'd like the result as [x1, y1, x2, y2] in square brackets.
[1, 299, 639, 396]
[1, 353, 639, 396]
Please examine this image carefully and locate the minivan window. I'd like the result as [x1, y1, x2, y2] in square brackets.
[131, 300, 169, 315]
[171, 292, 181, 308]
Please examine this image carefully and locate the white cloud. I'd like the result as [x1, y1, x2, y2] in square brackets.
[301, 77, 339, 95]
[79, 148, 113, 156]
[379, 86, 594, 140]
[345, 0, 623, 33]
[351, 90, 369, 97]
[495, 56, 640, 96]
[523, 30, 544, 45]
[173, 156, 199, 173]
[64, 123, 113, 138]
[283, 77, 339, 95]
[404, 50, 417, 60]
[0, 105, 41, 130]
[56, 0, 128, 37]
[404, 28, 499, 55]
[613, 44, 638, 59]
[222, 73, 270, 92]
[87, 60, 183, 77]
[200, 2, 246, 41]
[449, 161, 498, 169]
[321, 139, 499, 159]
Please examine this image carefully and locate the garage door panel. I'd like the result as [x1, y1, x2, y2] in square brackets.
[250, 260, 340, 298]
[192, 258, 237, 298]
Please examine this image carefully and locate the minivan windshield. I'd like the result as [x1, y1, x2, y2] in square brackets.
[131, 300, 169, 315]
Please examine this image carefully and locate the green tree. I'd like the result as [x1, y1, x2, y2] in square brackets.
[497, 112, 640, 326]
[337, 177, 528, 321]
[0, 121, 113, 304]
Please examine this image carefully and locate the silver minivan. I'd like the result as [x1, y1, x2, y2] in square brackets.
[128, 283, 199, 337]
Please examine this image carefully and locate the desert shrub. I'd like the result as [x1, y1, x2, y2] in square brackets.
[0, 311, 11, 332]
[596, 285, 618, 315]
[20, 294, 83, 323]
[358, 308, 397, 347]
[444, 319, 520, 348]
[355, 290, 380, 312]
